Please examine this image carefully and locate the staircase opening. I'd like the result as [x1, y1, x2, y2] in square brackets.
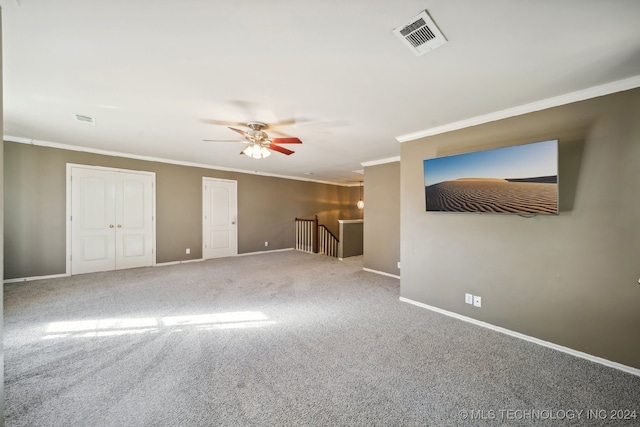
[295, 215, 339, 258]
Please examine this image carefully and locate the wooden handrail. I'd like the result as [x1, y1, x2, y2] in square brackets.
[318, 224, 338, 242]
[294, 215, 339, 257]
[295, 216, 338, 238]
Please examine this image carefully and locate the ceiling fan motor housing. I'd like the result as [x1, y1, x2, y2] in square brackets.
[246, 122, 269, 143]
[247, 121, 267, 131]
[247, 130, 268, 142]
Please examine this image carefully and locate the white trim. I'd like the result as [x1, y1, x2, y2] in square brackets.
[338, 219, 364, 224]
[154, 261, 181, 267]
[66, 163, 158, 176]
[152, 178, 157, 267]
[399, 297, 640, 378]
[236, 248, 294, 257]
[363, 267, 400, 279]
[396, 75, 640, 142]
[180, 258, 205, 264]
[4, 135, 32, 144]
[361, 156, 401, 167]
[4, 273, 69, 284]
[66, 165, 73, 275]
[155, 258, 205, 266]
[5, 250, 290, 281]
[4, 136, 352, 187]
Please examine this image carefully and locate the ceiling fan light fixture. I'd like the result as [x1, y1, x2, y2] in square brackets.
[243, 143, 271, 159]
[259, 146, 271, 158]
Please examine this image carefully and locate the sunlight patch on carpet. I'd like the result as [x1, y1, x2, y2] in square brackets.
[43, 311, 274, 339]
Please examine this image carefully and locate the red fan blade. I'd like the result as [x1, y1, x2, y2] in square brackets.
[228, 127, 250, 138]
[268, 143, 295, 155]
[270, 137, 302, 144]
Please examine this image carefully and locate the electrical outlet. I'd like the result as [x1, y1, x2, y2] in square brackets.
[473, 296, 482, 308]
[186, 248, 190, 254]
[465, 293, 473, 304]
[264, 241, 269, 247]
[397, 261, 401, 269]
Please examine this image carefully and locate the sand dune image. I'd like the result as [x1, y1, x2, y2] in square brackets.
[426, 178, 558, 214]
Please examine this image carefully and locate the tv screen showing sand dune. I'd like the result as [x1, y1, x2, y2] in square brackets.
[424, 140, 558, 214]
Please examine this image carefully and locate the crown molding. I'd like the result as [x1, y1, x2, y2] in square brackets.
[396, 75, 640, 143]
[2, 136, 352, 187]
[361, 156, 401, 167]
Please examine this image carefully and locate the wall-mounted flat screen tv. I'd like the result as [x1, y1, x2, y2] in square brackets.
[424, 139, 558, 214]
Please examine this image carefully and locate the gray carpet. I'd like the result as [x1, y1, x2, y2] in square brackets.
[4, 251, 640, 426]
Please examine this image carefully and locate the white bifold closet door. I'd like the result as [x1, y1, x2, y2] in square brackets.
[71, 166, 154, 275]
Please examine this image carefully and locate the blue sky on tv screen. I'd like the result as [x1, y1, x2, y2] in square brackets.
[423, 140, 558, 186]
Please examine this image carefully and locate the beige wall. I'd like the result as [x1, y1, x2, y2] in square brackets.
[3, 143, 359, 279]
[339, 221, 363, 258]
[400, 88, 640, 369]
[1, 12, 5, 422]
[363, 161, 400, 276]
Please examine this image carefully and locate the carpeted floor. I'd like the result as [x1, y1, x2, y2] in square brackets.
[4, 251, 640, 426]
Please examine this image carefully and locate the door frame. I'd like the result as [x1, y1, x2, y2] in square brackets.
[202, 177, 238, 259]
[66, 163, 157, 275]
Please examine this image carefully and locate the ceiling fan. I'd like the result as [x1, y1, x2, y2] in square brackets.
[204, 121, 302, 159]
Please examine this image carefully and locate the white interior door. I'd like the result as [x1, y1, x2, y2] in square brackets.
[71, 168, 117, 275]
[71, 166, 154, 274]
[114, 173, 154, 270]
[203, 178, 238, 259]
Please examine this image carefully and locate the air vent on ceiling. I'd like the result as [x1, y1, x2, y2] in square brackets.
[74, 114, 96, 125]
[393, 10, 447, 56]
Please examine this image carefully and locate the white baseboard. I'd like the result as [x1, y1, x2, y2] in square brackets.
[399, 297, 640, 378]
[363, 267, 400, 279]
[236, 248, 294, 257]
[4, 273, 70, 284]
[6, 250, 295, 281]
[155, 258, 205, 266]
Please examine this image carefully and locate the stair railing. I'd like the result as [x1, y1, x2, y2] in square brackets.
[295, 215, 339, 257]
[295, 216, 316, 253]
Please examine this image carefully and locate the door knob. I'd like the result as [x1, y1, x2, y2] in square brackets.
[231, 221, 236, 225]
[117, 224, 122, 228]
[109, 224, 114, 228]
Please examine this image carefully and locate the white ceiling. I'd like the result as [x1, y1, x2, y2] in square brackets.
[2, 0, 640, 185]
